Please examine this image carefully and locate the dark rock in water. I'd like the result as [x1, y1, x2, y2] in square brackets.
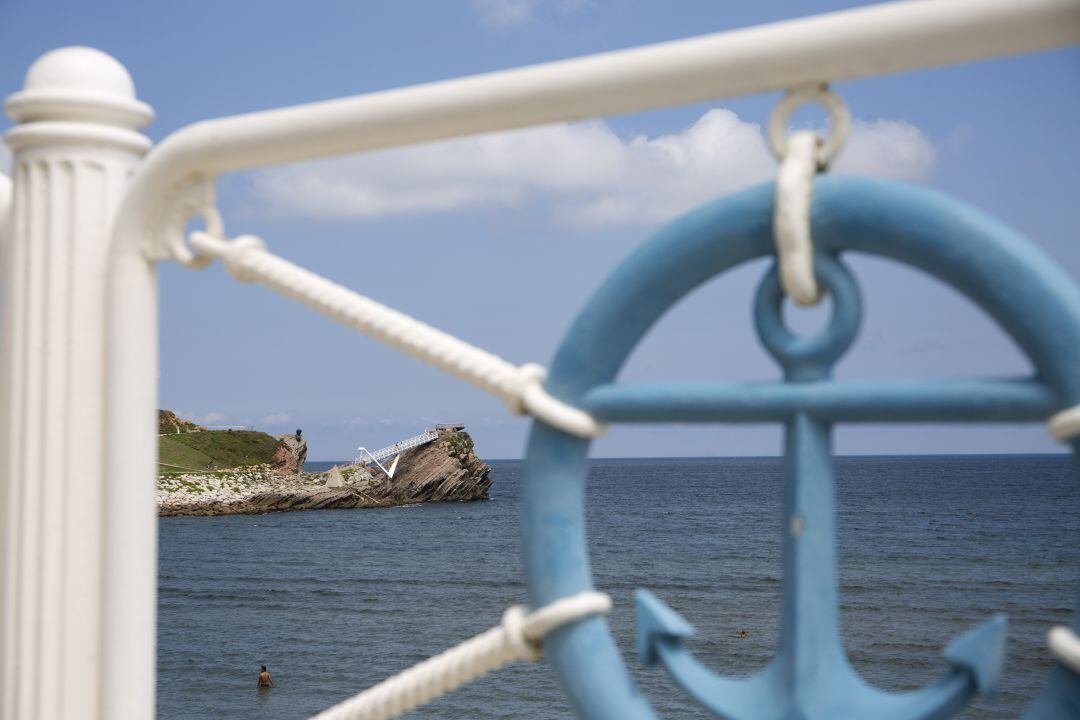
[247, 487, 364, 512]
[158, 431, 491, 517]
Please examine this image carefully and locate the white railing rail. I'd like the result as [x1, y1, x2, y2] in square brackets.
[115, 0, 1080, 266]
[0, 1, 1077, 718]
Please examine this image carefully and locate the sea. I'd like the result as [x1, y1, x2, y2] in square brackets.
[157, 455, 1077, 719]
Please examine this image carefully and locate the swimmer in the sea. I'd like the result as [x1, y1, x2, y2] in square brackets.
[258, 665, 274, 688]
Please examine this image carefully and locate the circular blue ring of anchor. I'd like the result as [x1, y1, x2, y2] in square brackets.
[753, 256, 860, 379]
[522, 177, 1080, 720]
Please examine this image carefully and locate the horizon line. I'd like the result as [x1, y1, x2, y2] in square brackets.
[306, 450, 1072, 463]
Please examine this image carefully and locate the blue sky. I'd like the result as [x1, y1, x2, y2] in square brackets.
[2, 1, 1078, 460]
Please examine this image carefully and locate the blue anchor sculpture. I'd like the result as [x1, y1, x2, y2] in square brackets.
[521, 178, 1080, 720]
[633, 255, 1007, 720]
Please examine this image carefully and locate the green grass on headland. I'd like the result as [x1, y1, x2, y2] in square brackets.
[159, 430, 282, 475]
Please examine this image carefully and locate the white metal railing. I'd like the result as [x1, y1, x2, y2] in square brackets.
[357, 430, 439, 465]
[0, 1, 1077, 718]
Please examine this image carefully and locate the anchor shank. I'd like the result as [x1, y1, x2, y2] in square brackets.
[779, 411, 846, 682]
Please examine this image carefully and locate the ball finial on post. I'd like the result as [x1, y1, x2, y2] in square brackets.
[5, 46, 153, 148]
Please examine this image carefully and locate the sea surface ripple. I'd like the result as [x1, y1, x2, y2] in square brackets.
[157, 455, 1077, 719]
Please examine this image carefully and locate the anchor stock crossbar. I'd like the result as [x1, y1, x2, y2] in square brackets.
[0, 1, 1078, 718]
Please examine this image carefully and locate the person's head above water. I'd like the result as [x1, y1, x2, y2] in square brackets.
[261, 665, 267, 672]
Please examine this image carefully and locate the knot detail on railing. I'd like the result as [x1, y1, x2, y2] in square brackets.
[1048, 626, 1080, 675]
[1048, 404, 1080, 442]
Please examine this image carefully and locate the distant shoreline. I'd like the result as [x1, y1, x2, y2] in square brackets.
[159, 431, 492, 517]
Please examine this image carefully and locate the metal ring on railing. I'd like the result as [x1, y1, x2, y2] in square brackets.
[158, 176, 226, 269]
[767, 84, 851, 169]
[188, 206, 225, 267]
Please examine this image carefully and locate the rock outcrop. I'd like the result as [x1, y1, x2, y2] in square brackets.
[158, 409, 201, 434]
[158, 431, 490, 516]
[271, 434, 308, 474]
[158, 409, 291, 474]
[384, 430, 492, 502]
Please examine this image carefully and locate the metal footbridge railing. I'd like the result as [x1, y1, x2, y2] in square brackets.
[357, 430, 439, 465]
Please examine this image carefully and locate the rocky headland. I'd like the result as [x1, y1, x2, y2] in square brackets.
[157, 426, 491, 517]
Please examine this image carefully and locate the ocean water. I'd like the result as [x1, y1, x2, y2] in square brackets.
[157, 455, 1077, 719]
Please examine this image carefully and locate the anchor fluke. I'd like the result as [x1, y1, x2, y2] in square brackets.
[633, 587, 1009, 720]
[944, 614, 1008, 697]
[635, 589, 695, 666]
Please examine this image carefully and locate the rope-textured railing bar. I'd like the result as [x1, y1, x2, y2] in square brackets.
[1048, 626, 1080, 675]
[768, 85, 850, 306]
[772, 131, 822, 305]
[1048, 404, 1080, 441]
[187, 231, 605, 438]
[310, 592, 612, 720]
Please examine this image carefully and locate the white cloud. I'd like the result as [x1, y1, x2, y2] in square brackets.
[834, 120, 937, 180]
[471, 0, 540, 26]
[249, 109, 936, 229]
[194, 412, 226, 425]
[469, 0, 584, 26]
[260, 412, 292, 425]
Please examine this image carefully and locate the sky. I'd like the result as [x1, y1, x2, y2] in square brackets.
[1, 0, 1078, 460]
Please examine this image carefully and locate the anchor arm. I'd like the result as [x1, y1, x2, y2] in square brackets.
[846, 615, 1007, 720]
[636, 590, 784, 720]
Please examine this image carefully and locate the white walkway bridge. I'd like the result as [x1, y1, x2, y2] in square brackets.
[356, 429, 439, 465]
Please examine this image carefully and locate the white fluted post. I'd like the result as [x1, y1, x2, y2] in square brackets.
[0, 47, 153, 720]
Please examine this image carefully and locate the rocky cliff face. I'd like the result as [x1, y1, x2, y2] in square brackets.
[271, 434, 308, 475]
[158, 431, 490, 516]
[380, 431, 492, 503]
[158, 409, 201, 434]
